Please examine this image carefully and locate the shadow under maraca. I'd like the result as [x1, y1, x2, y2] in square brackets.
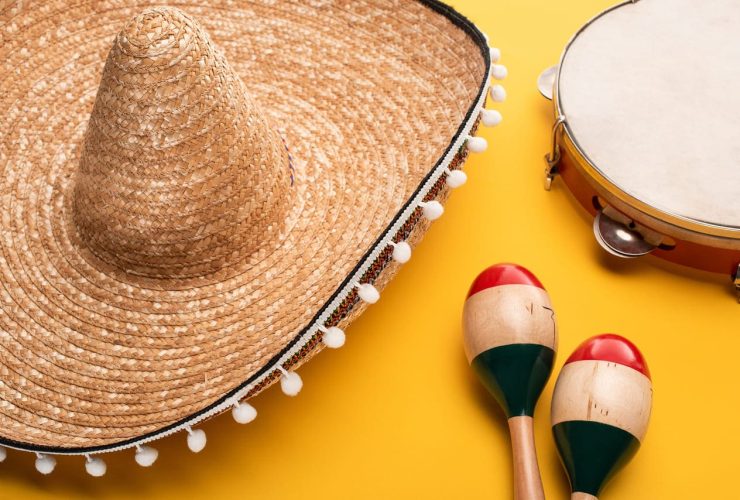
[460, 364, 518, 496]
[545, 445, 573, 498]
[536, 391, 571, 498]
[460, 354, 510, 431]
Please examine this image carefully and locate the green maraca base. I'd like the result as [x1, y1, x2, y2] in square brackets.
[553, 420, 640, 496]
[471, 343, 554, 418]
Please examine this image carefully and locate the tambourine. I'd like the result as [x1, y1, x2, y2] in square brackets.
[538, 0, 740, 297]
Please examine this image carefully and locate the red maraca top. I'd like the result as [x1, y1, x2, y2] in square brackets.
[565, 333, 650, 380]
[466, 263, 544, 298]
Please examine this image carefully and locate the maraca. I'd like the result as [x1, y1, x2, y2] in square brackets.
[551, 334, 652, 500]
[463, 264, 557, 500]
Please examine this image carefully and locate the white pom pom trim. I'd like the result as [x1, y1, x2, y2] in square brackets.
[445, 168, 467, 188]
[480, 109, 502, 127]
[388, 241, 412, 264]
[0, 39, 501, 463]
[419, 200, 444, 221]
[491, 64, 507, 80]
[232, 401, 258, 424]
[85, 455, 107, 477]
[490, 84, 506, 102]
[319, 325, 346, 348]
[185, 426, 207, 453]
[278, 366, 303, 396]
[135, 445, 159, 467]
[0, 446, 6, 463]
[489, 47, 501, 63]
[467, 136, 488, 153]
[35, 453, 56, 475]
[355, 282, 380, 304]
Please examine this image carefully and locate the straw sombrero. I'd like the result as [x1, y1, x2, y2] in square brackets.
[0, 0, 503, 475]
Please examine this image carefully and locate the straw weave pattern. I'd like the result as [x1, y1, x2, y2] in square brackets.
[0, 0, 485, 449]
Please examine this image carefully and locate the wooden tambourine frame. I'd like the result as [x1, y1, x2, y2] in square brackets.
[538, 0, 740, 298]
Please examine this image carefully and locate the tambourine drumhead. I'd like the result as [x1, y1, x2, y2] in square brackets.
[557, 0, 740, 232]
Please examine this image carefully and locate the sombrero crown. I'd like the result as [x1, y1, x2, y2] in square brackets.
[0, 0, 500, 474]
[75, 8, 292, 278]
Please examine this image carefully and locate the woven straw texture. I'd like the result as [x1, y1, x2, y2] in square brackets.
[0, 0, 486, 449]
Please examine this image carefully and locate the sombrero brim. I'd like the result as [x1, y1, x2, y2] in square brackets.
[0, 0, 491, 453]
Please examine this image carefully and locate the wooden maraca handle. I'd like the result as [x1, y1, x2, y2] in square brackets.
[508, 416, 545, 500]
[571, 493, 598, 500]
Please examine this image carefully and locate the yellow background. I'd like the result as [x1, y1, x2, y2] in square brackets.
[2, 0, 736, 498]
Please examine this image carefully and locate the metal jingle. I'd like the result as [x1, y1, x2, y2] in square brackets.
[537, 65, 558, 100]
[593, 211, 656, 258]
